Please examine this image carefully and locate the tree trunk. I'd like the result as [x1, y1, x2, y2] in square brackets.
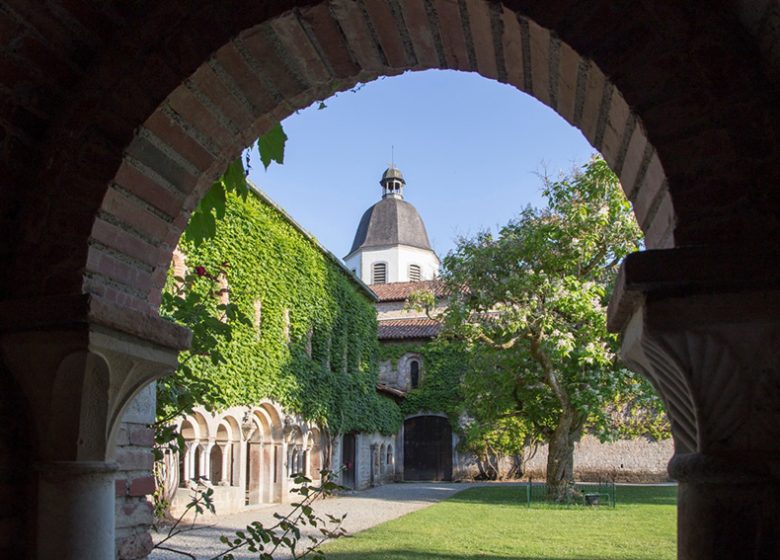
[545, 408, 579, 502]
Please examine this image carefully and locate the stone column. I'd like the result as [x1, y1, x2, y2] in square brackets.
[609, 247, 780, 560]
[200, 442, 213, 482]
[37, 461, 118, 559]
[219, 443, 231, 485]
[0, 294, 190, 560]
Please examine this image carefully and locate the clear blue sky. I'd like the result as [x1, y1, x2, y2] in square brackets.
[247, 69, 594, 260]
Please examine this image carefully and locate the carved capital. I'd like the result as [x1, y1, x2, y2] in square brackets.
[612, 248, 780, 468]
[1, 318, 182, 462]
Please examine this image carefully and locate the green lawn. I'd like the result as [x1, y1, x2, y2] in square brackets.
[322, 485, 677, 560]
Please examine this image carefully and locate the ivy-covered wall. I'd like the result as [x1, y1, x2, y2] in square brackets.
[378, 339, 468, 422]
[171, 186, 402, 435]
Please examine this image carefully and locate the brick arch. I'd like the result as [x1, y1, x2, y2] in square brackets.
[2, 1, 777, 316]
[87, 3, 676, 314]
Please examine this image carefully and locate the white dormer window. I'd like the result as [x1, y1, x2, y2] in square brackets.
[409, 264, 421, 282]
[372, 262, 387, 284]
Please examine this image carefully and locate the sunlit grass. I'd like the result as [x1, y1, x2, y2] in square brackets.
[322, 485, 677, 560]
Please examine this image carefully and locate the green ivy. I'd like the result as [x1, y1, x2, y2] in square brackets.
[168, 188, 401, 435]
[378, 338, 469, 423]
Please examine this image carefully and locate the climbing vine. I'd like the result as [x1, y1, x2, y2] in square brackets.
[161, 187, 401, 436]
[378, 339, 468, 422]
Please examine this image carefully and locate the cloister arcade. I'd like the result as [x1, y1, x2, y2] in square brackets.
[166, 403, 324, 517]
[0, 2, 778, 559]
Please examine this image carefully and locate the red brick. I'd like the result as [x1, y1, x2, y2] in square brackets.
[299, 3, 360, 78]
[90, 218, 164, 269]
[528, 18, 551, 106]
[465, 0, 498, 79]
[144, 111, 215, 173]
[499, 6, 526, 91]
[100, 188, 173, 243]
[166, 86, 236, 151]
[397, 0, 439, 68]
[214, 42, 276, 117]
[433, 0, 470, 71]
[116, 478, 128, 497]
[362, 0, 410, 68]
[269, 12, 331, 85]
[330, 0, 385, 72]
[128, 476, 155, 497]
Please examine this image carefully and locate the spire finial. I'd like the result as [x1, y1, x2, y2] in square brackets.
[391, 145, 395, 168]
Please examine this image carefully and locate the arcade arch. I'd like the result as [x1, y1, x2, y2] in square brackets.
[0, 2, 777, 559]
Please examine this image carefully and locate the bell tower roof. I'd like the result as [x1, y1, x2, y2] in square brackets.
[380, 166, 406, 199]
[346, 165, 433, 258]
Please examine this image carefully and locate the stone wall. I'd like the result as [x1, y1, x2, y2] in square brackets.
[523, 435, 674, 482]
[115, 384, 157, 560]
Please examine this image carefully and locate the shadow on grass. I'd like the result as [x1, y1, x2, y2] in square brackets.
[445, 484, 677, 507]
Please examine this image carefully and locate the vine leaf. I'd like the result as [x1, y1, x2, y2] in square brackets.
[258, 123, 288, 170]
[187, 159, 247, 246]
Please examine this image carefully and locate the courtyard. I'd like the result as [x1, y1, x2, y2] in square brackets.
[151, 483, 676, 559]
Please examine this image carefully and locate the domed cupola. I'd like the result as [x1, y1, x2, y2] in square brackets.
[344, 165, 440, 284]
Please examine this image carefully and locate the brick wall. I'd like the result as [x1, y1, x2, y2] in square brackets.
[115, 383, 157, 560]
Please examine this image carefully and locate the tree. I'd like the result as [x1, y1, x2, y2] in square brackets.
[439, 155, 665, 500]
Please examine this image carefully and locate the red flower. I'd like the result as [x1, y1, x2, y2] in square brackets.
[195, 266, 207, 277]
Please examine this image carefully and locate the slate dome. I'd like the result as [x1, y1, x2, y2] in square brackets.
[348, 197, 433, 255]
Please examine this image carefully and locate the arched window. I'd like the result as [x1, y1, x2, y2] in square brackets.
[409, 264, 421, 282]
[410, 360, 420, 389]
[372, 262, 387, 284]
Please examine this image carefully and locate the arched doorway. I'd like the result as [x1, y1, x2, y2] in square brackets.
[404, 415, 452, 482]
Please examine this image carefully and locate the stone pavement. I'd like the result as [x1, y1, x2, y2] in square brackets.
[150, 482, 487, 560]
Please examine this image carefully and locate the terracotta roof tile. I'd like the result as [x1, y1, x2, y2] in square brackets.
[377, 317, 441, 340]
[370, 279, 447, 302]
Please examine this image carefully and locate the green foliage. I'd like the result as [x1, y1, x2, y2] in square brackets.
[437, 156, 668, 490]
[187, 123, 288, 245]
[258, 123, 288, 170]
[378, 339, 468, 421]
[161, 188, 401, 436]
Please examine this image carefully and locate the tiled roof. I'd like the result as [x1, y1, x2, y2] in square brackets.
[377, 317, 441, 340]
[370, 279, 447, 302]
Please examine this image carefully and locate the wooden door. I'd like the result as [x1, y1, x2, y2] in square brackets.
[403, 416, 452, 481]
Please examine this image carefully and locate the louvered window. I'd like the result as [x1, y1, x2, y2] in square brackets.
[409, 264, 421, 282]
[372, 262, 387, 284]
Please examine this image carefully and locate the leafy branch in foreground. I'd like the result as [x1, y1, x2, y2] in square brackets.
[153, 470, 348, 560]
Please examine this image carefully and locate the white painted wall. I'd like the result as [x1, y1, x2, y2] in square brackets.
[345, 245, 440, 284]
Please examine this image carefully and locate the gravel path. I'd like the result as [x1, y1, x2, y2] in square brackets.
[150, 482, 485, 560]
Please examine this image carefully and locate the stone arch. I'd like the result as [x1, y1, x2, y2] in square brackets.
[286, 425, 305, 477]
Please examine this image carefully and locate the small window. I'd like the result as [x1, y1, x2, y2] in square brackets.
[372, 262, 387, 284]
[410, 360, 420, 389]
[409, 264, 421, 282]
